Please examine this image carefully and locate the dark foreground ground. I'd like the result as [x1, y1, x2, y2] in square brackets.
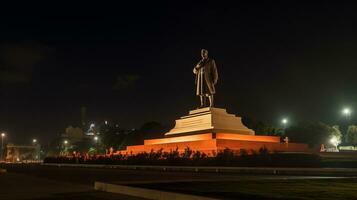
[0, 172, 145, 200]
[1, 164, 357, 200]
[133, 179, 357, 200]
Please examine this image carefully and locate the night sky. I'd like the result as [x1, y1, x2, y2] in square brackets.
[1, 2, 357, 144]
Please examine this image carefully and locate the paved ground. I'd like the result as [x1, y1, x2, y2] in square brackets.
[0, 172, 147, 200]
[3, 164, 350, 185]
[1, 164, 356, 199]
[131, 178, 357, 200]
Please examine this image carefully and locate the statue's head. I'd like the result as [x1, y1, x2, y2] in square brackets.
[201, 49, 208, 59]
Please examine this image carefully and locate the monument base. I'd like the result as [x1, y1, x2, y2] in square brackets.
[117, 133, 310, 156]
[116, 107, 310, 156]
[165, 107, 255, 137]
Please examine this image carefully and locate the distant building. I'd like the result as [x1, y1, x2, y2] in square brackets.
[5, 144, 40, 163]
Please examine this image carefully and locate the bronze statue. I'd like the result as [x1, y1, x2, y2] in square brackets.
[193, 49, 218, 107]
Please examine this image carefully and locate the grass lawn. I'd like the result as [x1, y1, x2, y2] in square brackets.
[131, 178, 357, 200]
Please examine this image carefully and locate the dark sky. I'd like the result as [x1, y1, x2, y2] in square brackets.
[1, 2, 357, 144]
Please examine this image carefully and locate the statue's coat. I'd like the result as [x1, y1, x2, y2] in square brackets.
[193, 58, 218, 96]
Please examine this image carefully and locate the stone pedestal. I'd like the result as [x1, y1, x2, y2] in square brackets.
[116, 107, 310, 156]
[119, 133, 309, 156]
[165, 107, 255, 137]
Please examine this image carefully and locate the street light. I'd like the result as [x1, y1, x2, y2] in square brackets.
[1, 133, 5, 161]
[281, 118, 288, 125]
[342, 108, 351, 120]
[281, 118, 288, 130]
[343, 108, 351, 115]
[62, 140, 69, 156]
[90, 123, 95, 129]
[94, 136, 99, 155]
[330, 136, 341, 151]
[32, 139, 39, 161]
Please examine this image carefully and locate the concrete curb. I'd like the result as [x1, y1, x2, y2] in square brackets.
[94, 181, 218, 200]
[42, 163, 357, 176]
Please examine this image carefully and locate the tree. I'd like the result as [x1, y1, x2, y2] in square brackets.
[100, 122, 127, 150]
[328, 125, 342, 148]
[346, 125, 357, 147]
[140, 121, 167, 139]
[285, 122, 341, 148]
[329, 125, 342, 141]
[122, 121, 167, 147]
[99, 121, 167, 151]
[242, 117, 280, 136]
[64, 126, 84, 143]
[43, 136, 62, 157]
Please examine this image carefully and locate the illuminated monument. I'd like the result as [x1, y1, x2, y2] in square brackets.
[165, 107, 254, 137]
[119, 49, 309, 155]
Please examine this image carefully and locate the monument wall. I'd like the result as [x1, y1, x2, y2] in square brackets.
[118, 133, 310, 156]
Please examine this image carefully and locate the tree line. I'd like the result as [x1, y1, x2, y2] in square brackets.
[43, 118, 357, 157]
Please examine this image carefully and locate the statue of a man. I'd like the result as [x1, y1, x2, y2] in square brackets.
[193, 49, 218, 107]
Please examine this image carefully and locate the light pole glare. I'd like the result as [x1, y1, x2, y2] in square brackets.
[64, 140, 68, 144]
[90, 123, 95, 128]
[94, 136, 98, 141]
[281, 118, 288, 124]
[342, 108, 351, 115]
[0, 132, 5, 161]
[330, 136, 340, 148]
[32, 139, 37, 143]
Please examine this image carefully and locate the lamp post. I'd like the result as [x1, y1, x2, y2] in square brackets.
[1, 133, 5, 161]
[342, 108, 351, 120]
[32, 139, 38, 161]
[330, 136, 340, 152]
[94, 136, 99, 154]
[342, 108, 352, 143]
[63, 140, 68, 156]
[281, 118, 288, 129]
